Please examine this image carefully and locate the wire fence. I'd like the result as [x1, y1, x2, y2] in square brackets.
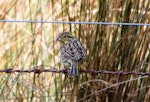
[0, 20, 150, 26]
[0, 20, 149, 76]
[1, 67, 150, 76]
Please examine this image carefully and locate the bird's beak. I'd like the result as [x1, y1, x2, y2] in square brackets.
[57, 37, 61, 41]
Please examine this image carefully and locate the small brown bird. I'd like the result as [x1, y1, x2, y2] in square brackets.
[57, 32, 86, 76]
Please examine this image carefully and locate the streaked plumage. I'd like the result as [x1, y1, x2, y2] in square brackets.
[57, 32, 86, 76]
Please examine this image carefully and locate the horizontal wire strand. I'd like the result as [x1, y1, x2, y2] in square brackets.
[1, 68, 150, 76]
[0, 20, 150, 26]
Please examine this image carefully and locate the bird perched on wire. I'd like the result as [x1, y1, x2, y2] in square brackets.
[57, 31, 86, 76]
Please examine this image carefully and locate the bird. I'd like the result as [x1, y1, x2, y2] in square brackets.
[57, 31, 86, 76]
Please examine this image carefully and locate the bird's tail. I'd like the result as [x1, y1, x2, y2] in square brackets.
[70, 62, 79, 76]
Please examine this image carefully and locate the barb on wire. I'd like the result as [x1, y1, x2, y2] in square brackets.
[1, 68, 150, 76]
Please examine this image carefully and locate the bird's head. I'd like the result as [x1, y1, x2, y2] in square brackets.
[57, 32, 74, 44]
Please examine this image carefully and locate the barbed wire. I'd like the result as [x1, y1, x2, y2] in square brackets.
[0, 20, 150, 26]
[1, 68, 150, 76]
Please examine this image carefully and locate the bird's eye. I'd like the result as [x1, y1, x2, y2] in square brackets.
[64, 36, 67, 38]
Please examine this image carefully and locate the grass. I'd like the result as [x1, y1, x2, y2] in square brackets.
[0, 0, 149, 101]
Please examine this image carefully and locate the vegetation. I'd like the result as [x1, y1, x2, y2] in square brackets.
[0, 0, 149, 101]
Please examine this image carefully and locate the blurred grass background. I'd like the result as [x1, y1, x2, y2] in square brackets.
[0, 0, 149, 102]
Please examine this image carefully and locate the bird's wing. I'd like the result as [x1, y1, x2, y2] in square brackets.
[60, 39, 86, 62]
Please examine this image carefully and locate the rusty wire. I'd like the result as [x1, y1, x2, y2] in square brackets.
[0, 68, 150, 76]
